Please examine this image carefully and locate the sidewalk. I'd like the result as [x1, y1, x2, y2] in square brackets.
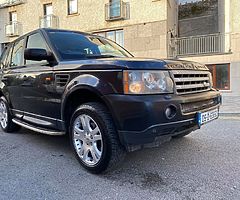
[219, 95, 240, 117]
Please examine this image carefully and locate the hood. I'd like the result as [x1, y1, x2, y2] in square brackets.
[58, 57, 208, 71]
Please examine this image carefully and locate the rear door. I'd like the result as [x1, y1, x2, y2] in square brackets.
[1, 38, 26, 118]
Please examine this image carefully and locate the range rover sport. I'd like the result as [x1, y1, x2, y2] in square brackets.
[0, 29, 221, 173]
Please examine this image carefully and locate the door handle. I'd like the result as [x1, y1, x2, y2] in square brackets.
[22, 76, 28, 81]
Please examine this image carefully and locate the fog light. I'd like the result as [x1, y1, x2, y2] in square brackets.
[165, 105, 177, 119]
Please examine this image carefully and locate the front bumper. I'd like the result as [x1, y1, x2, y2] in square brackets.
[104, 90, 221, 150]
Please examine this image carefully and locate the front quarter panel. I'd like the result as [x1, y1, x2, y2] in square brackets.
[61, 70, 123, 117]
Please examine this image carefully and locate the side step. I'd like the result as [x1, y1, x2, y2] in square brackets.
[12, 118, 65, 136]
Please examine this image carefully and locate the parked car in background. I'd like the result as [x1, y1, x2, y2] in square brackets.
[0, 28, 221, 173]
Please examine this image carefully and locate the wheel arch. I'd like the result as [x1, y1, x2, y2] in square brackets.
[0, 89, 13, 109]
[61, 85, 119, 131]
[0, 90, 4, 98]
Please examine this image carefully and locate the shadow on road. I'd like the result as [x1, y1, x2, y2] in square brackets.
[16, 127, 205, 193]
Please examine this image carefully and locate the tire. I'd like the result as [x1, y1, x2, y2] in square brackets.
[0, 96, 21, 133]
[172, 130, 192, 139]
[69, 102, 126, 174]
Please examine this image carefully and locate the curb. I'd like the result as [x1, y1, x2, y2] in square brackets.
[220, 113, 240, 116]
[219, 113, 240, 120]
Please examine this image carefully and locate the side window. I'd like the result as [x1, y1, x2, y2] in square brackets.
[11, 39, 25, 67]
[0, 47, 9, 69]
[26, 33, 48, 64]
[3, 44, 13, 69]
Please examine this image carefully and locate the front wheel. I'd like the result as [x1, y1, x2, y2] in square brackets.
[69, 102, 126, 174]
[0, 97, 21, 133]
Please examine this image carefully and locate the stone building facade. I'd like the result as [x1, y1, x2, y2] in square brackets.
[0, 0, 178, 59]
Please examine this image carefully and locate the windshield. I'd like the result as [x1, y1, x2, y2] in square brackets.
[47, 31, 133, 60]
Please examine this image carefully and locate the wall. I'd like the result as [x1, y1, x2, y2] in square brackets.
[0, 0, 174, 59]
[124, 20, 168, 58]
[178, 0, 219, 37]
[0, 0, 168, 35]
[167, 0, 178, 35]
[179, 15, 218, 37]
[0, 7, 8, 43]
[56, 0, 167, 32]
[231, 0, 240, 33]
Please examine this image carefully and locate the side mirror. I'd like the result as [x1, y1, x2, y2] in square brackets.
[24, 48, 54, 62]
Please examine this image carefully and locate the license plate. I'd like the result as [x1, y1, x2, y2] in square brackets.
[197, 108, 219, 126]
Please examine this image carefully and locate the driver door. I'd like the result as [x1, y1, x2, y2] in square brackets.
[18, 31, 60, 129]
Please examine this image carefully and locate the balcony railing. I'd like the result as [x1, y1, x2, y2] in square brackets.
[5, 21, 22, 37]
[169, 33, 231, 57]
[0, 0, 25, 8]
[105, 1, 130, 21]
[39, 15, 59, 28]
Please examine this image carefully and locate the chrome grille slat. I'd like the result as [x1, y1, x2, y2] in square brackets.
[171, 70, 211, 95]
[176, 83, 210, 89]
[174, 77, 209, 82]
[176, 89, 210, 95]
[172, 70, 210, 75]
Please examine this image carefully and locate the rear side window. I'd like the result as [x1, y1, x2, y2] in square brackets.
[11, 39, 25, 67]
[26, 33, 48, 64]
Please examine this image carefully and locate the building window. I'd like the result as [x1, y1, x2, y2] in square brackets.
[43, 3, 53, 16]
[109, 0, 121, 18]
[207, 64, 230, 90]
[9, 11, 17, 22]
[94, 30, 124, 47]
[43, 3, 53, 28]
[68, 0, 78, 15]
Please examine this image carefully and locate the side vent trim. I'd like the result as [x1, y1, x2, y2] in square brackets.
[55, 74, 70, 88]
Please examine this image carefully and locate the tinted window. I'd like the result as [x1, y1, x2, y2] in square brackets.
[47, 31, 132, 60]
[26, 33, 48, 64]
[0, 47, 9, 69]
[208, 64, 230, 90]
[11, 39, 25, 67]
[4, 44, 13, 69]
[27, 33, 47, 49]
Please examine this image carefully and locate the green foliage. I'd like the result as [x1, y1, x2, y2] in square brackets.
[179, 0, 218, 20]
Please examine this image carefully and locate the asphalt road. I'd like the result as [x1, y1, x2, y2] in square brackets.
[0, 118, 240, 200]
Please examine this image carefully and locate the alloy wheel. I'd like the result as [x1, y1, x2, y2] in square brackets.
[0, 101, 8, 129]
[73, 114, 103, 166]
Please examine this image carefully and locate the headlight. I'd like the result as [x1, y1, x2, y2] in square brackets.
[123, 70, 174, 94]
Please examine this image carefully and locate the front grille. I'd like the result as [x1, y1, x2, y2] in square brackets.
[181, 98, 219, 114]
[171, 70, 211, 95]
